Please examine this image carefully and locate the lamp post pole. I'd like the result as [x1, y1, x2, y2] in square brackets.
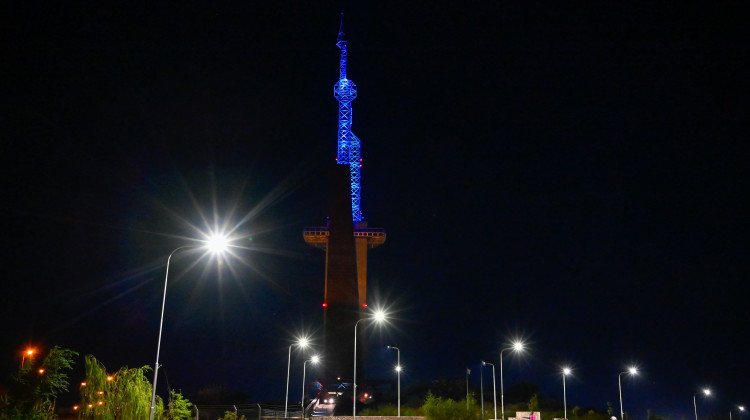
[618, 368, 637, 420]
[301, 356, 319, 418]
[562, 368, 571, 419]
[483, 361, 497, 420]
[148, 235, 230, 420]
[480, 363, 484, 419]
[500, 343, 524, 420]
[693, 389, 711, 420]
[354, 311, 386, 420]
[387, 346, 401, 417]
[149, 245, 195, 420]
[286, 338, 309, 418]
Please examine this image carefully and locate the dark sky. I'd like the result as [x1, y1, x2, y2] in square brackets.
[3, 2, 748, 419]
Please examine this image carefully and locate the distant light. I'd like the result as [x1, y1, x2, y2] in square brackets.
[311, 355, 320, 364]
[73, 406, 79, 411]
[26, 349, 35, 356]
[738, 406, 745, 412]
[38, 369, 45, 374]
[81, 382, 87, 387]
[98, 401, 104, 406]
[364, 393, 369, 398]
[702, 389, 711, 396]
[88, 404, 93, 408]
[107, 376, 113, 381]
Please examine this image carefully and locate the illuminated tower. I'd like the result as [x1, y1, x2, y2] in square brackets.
[303, 15, 385, 384]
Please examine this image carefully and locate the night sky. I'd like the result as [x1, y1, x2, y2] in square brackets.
[3, 2, 748, 419]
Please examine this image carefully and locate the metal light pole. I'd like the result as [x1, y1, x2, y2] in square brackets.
[483, 361, 497, 420]
[149, 235, 230, 420]
[387, 346, 401, 417]
[21, 349, 35, 367]
[500, 342, 524, 420]
[353, 310, 386, 420]
[618, 367, 638, 420]
[466, 367, 471, 411]
[301, 355, 320, 418]
[286, 338, 310, 418]
[480, 363, 484, 419]
[693, 389, 711, 420]
[562, 368, 571, 419]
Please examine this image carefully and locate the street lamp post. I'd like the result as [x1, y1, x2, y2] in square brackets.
[480, 363, 484, 419]
[387, 346, 401, 417]
[562, 368, 571, 419]
[353, 310, 386, 420]
[730, 405, 746, 420]
[286, 338, 310, 418]
[693, 389, 711, 420]
[618, 367, 638, 420]
[500, 342, 524, 420]
[148, 235, 230, 420]
[21, 349, 35, 367]
[301, 355, 320, 418]
[483, 361, 497, 420]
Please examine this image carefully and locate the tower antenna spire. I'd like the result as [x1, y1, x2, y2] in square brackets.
[333, 12, 362, 222]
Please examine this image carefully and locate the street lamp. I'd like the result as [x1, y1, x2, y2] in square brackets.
[693, 389, 711, 420]
[500, 341, 524, 420]
[286, 337, 310, 418]
[562, 367, 571, 419]
[21, 349, 35, 367]
[730, 405, 746, 420]
[353, 310, 386, 420]
[148, 234, 231, 420]
[301, 355, 320, 417]
[482, 361, 497, 420]
[618, 367, 638, 420]
[480, 363, 485, 419]
[387, 346, 401, 417]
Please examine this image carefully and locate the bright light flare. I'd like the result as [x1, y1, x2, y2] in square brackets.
[512, 341, 524, 352]
[702, 388, 711, 396]
[738, 406, 745, 412]
[310, 355, 320, 364]
[373, 310, 386, 322]
[628, 367, 638, 375]
[25, 349, 35, 356]
[297, 337, 310, 348]
[563, 367, 572, 376]
[395, 365, 402, 372]
[205, 233, 229, 254]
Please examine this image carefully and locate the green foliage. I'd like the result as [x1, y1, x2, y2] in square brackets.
[0, 346, 78, 420]
[422, 392, 479, 420]
[165, 390, 193, 420]
[217, 411, 246, 420]
[77, 355, 162, 420]
[528, 394, 539, 412]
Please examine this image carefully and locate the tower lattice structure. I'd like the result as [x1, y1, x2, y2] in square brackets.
[303, 15, 385, 383]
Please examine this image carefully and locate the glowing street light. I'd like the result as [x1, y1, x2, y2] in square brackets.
[730, 405, 746, 420]
[500, 341, 524, 420]
[353, 309, 387, 419]
[387, 346, 401, 417]
[148, 234, 232, 420]
[301, 355, 320, 417]
[693, 388, 711, 420]
[618, 367, 638, 420]
[482, 361, 497, 420]
[286, 337, 310, 418]
[562, 367, 572, 419]
[21, 349, 35, 367]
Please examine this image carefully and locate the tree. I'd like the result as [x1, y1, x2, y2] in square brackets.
[528, 394, 539, 412]
[165, 390, 192, 420]
[0, 345, 78, 420]
[78, 355, 162, 419]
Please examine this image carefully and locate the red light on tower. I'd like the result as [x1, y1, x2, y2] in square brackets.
[322, 302, 328, 308]
[362, 303, 368, 307]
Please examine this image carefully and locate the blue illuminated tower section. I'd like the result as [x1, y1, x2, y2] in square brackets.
[303, 15, 386, 384]
[334, 16, 363, 222]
